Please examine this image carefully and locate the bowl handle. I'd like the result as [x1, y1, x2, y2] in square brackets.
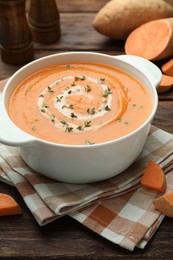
[0, 104, 35, 146]
[115, 55, 162, 88]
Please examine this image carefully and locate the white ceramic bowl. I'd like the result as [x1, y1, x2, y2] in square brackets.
[0, 52, 162, 183]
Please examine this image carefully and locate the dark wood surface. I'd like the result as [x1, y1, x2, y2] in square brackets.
[0, 1, 173, 259]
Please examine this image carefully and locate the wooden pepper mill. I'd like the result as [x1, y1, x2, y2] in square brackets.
[28, 0, 61, 44]
[0, 0, 34, 65]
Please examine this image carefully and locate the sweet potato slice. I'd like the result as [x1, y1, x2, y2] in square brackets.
[141, 160, 166, 193]
[161, 58, 173, 76]
[153, 192, 173, 217]
[125, 18, 173, 61]
[0, 193, 22, 216]
[157, 74, 173, 93]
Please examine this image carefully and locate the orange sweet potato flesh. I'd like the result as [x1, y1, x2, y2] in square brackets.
[141, 160, 166, 193]
[0, 193, 22, 216]
[153, 192, 173, 217]
[125, 18, 173, 61]
[161, 58, 173, 76]
[157, 74, 173, 93]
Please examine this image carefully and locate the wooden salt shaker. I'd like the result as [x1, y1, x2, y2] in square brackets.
[28, 0, 61, 44]
[0, 0, 34, 65]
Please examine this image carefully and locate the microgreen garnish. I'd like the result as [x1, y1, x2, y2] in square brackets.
[56, 96, 63, 102]
[66, 64, 71, 69]
[86, 140, 95, 145]
[31, 126, 36, 131]
[47, 86, 54, 93]
[104, 105, 111, 111]
[85, 85, 91, 92]
[87, 107, 95, 115]
[102, 87, 112, 97]
[70, 112, 77, 118]
[84, 120, 91, 127]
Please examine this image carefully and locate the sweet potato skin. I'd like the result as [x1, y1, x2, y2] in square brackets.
[93, 0, 173, 40]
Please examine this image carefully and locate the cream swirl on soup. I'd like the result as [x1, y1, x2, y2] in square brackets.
[37, 71, 128, 133]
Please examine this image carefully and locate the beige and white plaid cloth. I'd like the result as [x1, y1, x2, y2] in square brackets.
[0, 79, 173, 251]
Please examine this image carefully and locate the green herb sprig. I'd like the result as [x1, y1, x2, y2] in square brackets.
[87, 107, 96, 115]
[62, 104, 74, 109]
[56, 96, 63, 102]
[76, 125, 83, 131]
[85, 85, 91, 92]
[86, 140, 95, 145]
[75, 76, 86, 81]
[31, 126, 36, 131]
[51, 114, 56, 122]
[47, 86, 54, 93]
[104, 105, 111, 111]
[66, 126, 73, 132]
[70, 113, 78, 118]
[100, 78, 105, 83]
[84, 120, 91, 127]
[102, 87, 112, 98]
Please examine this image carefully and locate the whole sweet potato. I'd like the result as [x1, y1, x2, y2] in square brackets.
[93, 0, 173, 40]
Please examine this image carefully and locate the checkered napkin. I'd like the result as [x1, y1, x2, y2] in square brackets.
[0, 80, 173, 251]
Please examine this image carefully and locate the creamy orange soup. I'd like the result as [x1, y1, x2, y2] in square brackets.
[8, 62, 153, 145]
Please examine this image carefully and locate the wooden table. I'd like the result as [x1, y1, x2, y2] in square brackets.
[0, 1, 173, 259]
